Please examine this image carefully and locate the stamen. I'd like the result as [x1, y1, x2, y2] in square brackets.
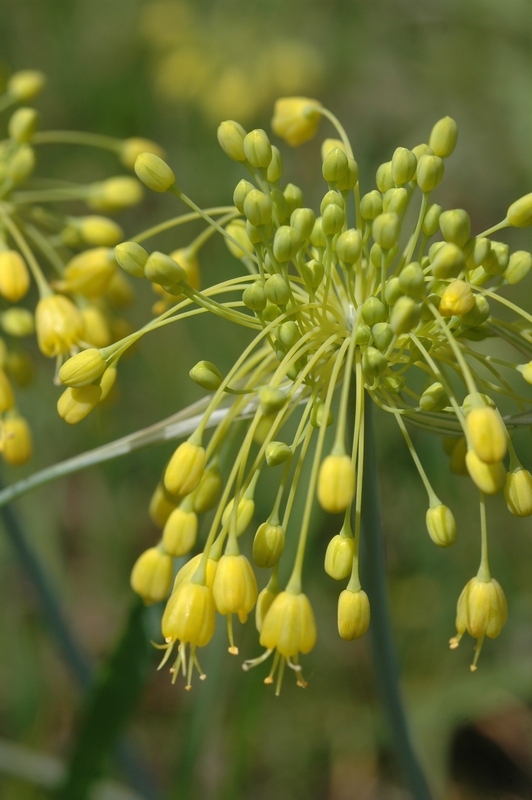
[227, 614, 239, 655]
[470, 634, 485, 672]
[275, 656, 286, 697]
[242, 648, 273, 671]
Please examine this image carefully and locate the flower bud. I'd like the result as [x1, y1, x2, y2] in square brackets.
[412, 143, 434, 160]
[1, 309, 33, 337]
[462, 295, 490, 326]
[361, 296, 387, 326]
[376, 161, 394, 193]
[262, 301, 281, 322]
[455, 576, 507, 643]
[430, 243, 465, 279]
[362, 346, 387, 382]
[243, 129, 272, 169]
[464, 237, 491, 269]
[467, 406, 507, 464]
[383, 187, 408, 215]
[273, 225, 301, 262]
[483, 241, 509, 276]
[301, 258, 324, 289]
[419, 381, 448, 412]
[439, 209, 470, 248]
[338, 589, 370, 641]
[504, 468, 532, 517]
[505, 250, 532, 285]
[317, 454, 355, 514]
[271, 97, 322, 147]
[260, 591, 316, 656]
[145, 251, 187, 291]
[310, 398, 333, 428]
[310, 217, 326, 248]
[416, 155, 444, 192]
[2, 415, 32, 465]
[267, 146, 283, 183]
[162, 506, 198, 556]
[0, 250, 30, 302]
[259, 386, 287, 415]
[335, 228, 361, 264]
[322, 147, 349, 184]
[426, 504, 457, 546]
[217, 120, 247, 161]
[131, 547, 173, 604]
[212, 554, 258, 624]
[448, 436, 468, 475]
[337, 157, 359, 192]
[439, 280, 475, 317]
[222, 495, 255, 536]
[0, 370, 14, 412]
[191, 463, 222, 514]
[253, 522, 285, 568]
[59, 348, 107, 388]
[99, 366, 117, 401]
[399, 262, 425, 298]
[173, 554, 218, 594]
[114, 241, 148, 278]
[165, 440, 206, 497]
[324, 533, 354, 580]
[189, 360, 223, 391]
[7, 70, 46, 101]
[255, 585, 278, 632]
[134, 153, 175, 192]
[384, 277, 402, 306]
[360, 190, 383, 221]
[36, 295, 84, 357]
[265, 441, 292, 467]
[57, 385, 102, 424]
[465, 450, 505, 495]
[391, 147, 417, 185]
[120, 138, 165, 170]
[59, 247, 116, 297]
[289, 208, 315, 243]
[149, 483, 178, 528]
[372, 322, 393, 352]
[283, 183, 303, 215]
[322, 203, 345, 236]
[7, 145, 35, 184]
[372, 212, 400, 250]
[265, 274, 290, 306]
[390, 296, 420, 334]
[88, 177, 143, 213]
[429, 116, 458, 158]
[244, 189, 272, 227]
[243, 281, 266, 311]
[507, 193, 532, 228]
[8, 107, 39, 143]
[225, 220, 253, 259]
[422, 203, 442, 237]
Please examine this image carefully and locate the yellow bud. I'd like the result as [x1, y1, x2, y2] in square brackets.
[266, 146, 283, 183]
[243, 129, 272, 169]
[7, 70, 45, 101]
[324, 534, 355, 580]
[322, 147, 349, 184]
[467, 406, 507, 464]
[383, 187, 408, 215]
[430, 243, 465, 279]
[0, 370, 14, 412]
[336, 229, 361, 264]
[273, 225, 301, 262]
[1, 308, 33, 338]
[99, 366, 117, 401]
[2, 415, 32, 465]
[518, 361, 532, 385]
[504, 468, 532, 517]
[426, 504, 457, 547]
[145, 251, 187, 291]
[35, 295, 84, 357]
[439, 280, 475, 317]
[164, 440, 206, 496]
[58, 248, 116, 298]
[265, 441, 292, 467]
[225, 220, 253, 259]
[7, 145, 35, 184]
[252, 522, 285, 568]
[321, 138, 345, 159]
[271, 97, 322, 147]
[161, 582, 216, 647]
[57, 385, 102, 424]
[465, 450, 505, 495]
[58, 348, 107, 388]
[255, 585, 278, 633]
[317, 454, 355, 514]
[507, 193, 532, 228]
[244, 189, 272, 227]
[455, 576, 507, 641]
[337, 589, 370, 641]
[217, 120, 247, 162]
[114, 241, 148, 279]
[449, 436, 468, 475]
[391, 147, 417, 186]
[162, 506, 198, 556]
[259, 386, 287, 415]
[372, 212, 400, 250]
[76, 216, 124, 247]
[260, 591, 317, 656]
[375, 161, 394, 193]
[505, 250, 532, 285]
[416, 154, 444, 193]
[173, 553, 218, 592]
[8, 107, 40, 143]
[88, 177, 143, 213]
[81, 306, 112, 348]
[360, 190, 383, 221]
[130, 547, 173, 604]
[134, 152, 175, 193]
[169, 247, 200, 292]
[212, 554, 258, 622]
[429, 116, 458, 158]
[120, 138, 165, 170]
[422, 203, 442, 237]
[439, 209, 471, 248]
[192, 464, 223, 514]
[0, 250, 30, 303]
[221, 496, 255, 537]
[390, 296, 420, 334]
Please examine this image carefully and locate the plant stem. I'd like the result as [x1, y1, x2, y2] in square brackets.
[359, 400, 433, 799]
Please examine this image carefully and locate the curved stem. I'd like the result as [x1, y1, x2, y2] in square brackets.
[359, 400, 432, 799]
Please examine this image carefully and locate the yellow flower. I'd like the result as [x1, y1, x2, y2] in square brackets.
[35, 295, 84, 358]
[337, 589, 370, 641]
[271, 97, 322, 147]
[212, 554, 258, 652]
[317, 454, 355, 514]
[450, 576, 507, 670]
[130, 546, 173, 604]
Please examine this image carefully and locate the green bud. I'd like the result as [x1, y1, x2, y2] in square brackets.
[384, 276, 402, 306]
[189, 360, 223, 391]
[420, 382, 448, 412]
[390, 296, 420, 334]
[426, 504, 457, 546]
[233, 179, 254, 213]
[259, 386, 287, 415]
[383, 187, 408, 216]
[114, 241, 148, 278]
[362, 346, 387, 382]
[277, 321, 299, 349]
[225, 219, 253, 258]
[134, 153, 175, 192]
[505, 468, 532, 517]
[336, 229, 362, 264]
[462, 295, 490, 326]
[362, 296, 387, 326]
[245, 221, 265, 245]
[7, 145, 35, 184]
[243, 189, 272, 227]
[262, 301, 281, 322]
[370, 243, 382, 269]
[372, 212, 400, 250]
[265, 274, 290, 306]
[252, 522, 285, 568]
[265, 441, 292, 467]
[1, 308, 34, 337]
[271, 188, 289, 224]
[322, 203, 345, 236]
[507, 193, 532, 228]
[322, 148, 349, 184]
[266, 146, 283, 183]
[243, 129, 272, 169]
[360, 190, 383, 221]
[355, 323, 372, 345]
[464, 237, 491, 268]
[391, 147, 417, 186]
[311, 398, 334, 428]
[383, 374, 404, 393]
[336, 157, 359, 192]
[7, 70, 46, 101]
[301, 258, 324, 289]
[376, 161, 394, 193]
[431, 243, 465, 279]
[283, 183, 303, 216]
[310, 217, 326, 249]
[8, 107, 39, 143]
[399, 262, 425, 298]
[217, 120, 247, 161]
[145, 251, 187, 289]
[421, 294, 441, 319]
[416, 155, 444, 192]
[483, 241, 509, 276]
[429, 116, 458, 158]
[422, 203, 442, 237]
[320, 190, 344, 214]
[412, 143, 433, 160]
[273, 226, 300, 262]
[372, 322, 393, 352]
[505, 250, 532, 285]
[439, 209, 471, 247]
[290, 208, 315, 242]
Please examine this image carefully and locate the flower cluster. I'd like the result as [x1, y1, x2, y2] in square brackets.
[0, 67, 166, 455]
[59, 96, 532, 690]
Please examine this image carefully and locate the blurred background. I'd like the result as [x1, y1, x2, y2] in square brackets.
[0, 0, 532, 798]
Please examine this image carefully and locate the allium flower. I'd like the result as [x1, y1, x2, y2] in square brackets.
[56, 95, 532, 691]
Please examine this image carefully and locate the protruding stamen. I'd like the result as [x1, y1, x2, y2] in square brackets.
[227, 614, 239, 655]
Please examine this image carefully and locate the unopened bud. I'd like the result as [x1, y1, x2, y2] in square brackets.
[273, 225, 300, 262]
[266, 146, 283, 183]
[265, 274, 290, 306]
[466, 450, 505, 495]
[399, 262, 425, 298]
[283, 183, 303, 215]
[426, 504, 457, 546]
[372, 322, 393, 352]
[189, 360, 223, 391]
[422, 203, 442, 237]
[322, 202, 345, 236]
[505, 468, 532, 517]
[301, 258, 324, 289]
[243, 281, 266, 311]
[115, 241, 148, 278]
[324, 533, 354, 580]
[162, 506, 198, 556]
[134, 153, 175, 192]
[391, 147, 417, 186]
[322, 147, 349, 184]
[7, 70, 45, 101]
[120, 138, 164, 170]
[217, 120, 247, 161]
[253, 522, 285, 568]
[317, 454, 355, 514]
[429, 116, 458, 158]
[336, 229, 361, 264]
[57, 385, 102, 424]
[362, 296, 387, 326]
[420, 381, 448, 412]
[59, 348, 107, 388]
[390, 296, 420, 334]
[244, 189, 272, 227]
[259, 386, 286, 415]
[265, 441, 292, 467]
[360, 190, 383, 221]
[467, 405, 507, 464]
[271, 97, 322, 147]
[338, 589, 370, 640]
[372, 212, 400, 250]
[376, 161, 394, 193]
[507, 193, 532, 228]
[0, 250, 30, 302]
[431, 243, 465, 279]
[130, 547, 173, 604]
[416, 155, 444, 192]
[290, 208, 316, 242]
[7, 145, 35, 184]
[145, 251, 187, 291]
[88, 177, 143, 212]
[439, 209, 470, 248]
[505, 250, 532, 285]
[310, 217, 326, 248]
[8, 107, 39, 143]
[2, 415, 32, 465]
[165, 440, 206, 497]
[383, 187, 408, 216]
[440, 280, 475, 317]
[192, 464, 223, 514]
[243, 129, 272, 169]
